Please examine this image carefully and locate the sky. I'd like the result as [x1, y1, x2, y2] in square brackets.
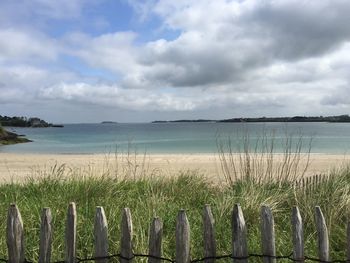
[1, 0, 350, 123]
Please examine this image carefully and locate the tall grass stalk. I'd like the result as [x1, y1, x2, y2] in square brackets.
[217, 129, 312, 185]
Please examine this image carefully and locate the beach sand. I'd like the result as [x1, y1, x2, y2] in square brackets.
[0, 152, 350, 183]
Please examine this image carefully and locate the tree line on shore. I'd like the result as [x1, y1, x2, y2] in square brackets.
[152, 114, 350, 123]
[0, 115, 63, 127]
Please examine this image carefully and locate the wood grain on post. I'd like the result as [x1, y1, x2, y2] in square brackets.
[203, 205, 216, 263]
[176, 210, 190, 263]
[260, 205, 276, 263]
[94, 207, 108, 263]
[121, 208, 133, 263]
[7, 204, 25, 263]
[291, 207, 304, 263]
[347, 220, 350, 262]
[39, 208, 52, 263]
[148, 217, 163, 263]
[65, 202, 77, 263]
[232, 204, 248, 263]
[315, 206, 329, 262]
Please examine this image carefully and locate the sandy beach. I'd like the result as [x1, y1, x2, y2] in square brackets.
[1, 152, 350, 183]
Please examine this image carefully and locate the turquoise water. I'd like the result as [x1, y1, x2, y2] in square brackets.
[1, 122, 350, 154]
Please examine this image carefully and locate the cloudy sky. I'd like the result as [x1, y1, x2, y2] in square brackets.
[1, 0, 350, 123]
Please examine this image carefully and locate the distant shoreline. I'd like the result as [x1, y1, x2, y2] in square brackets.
[152, 114, 350, 123]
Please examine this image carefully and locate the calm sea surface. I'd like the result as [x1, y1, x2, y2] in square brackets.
[1, 122, 350, 154]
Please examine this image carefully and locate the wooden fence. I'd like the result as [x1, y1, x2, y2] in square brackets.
[294, 174, 330, 191]
[5, 202, 346, 263]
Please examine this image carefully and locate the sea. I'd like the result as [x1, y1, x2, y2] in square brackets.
[1, 122, 350, 154]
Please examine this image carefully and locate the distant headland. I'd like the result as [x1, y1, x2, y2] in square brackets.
[0, 115, 64, 128]
[0, 115, 63, 145]
[152, 115, 350, 123]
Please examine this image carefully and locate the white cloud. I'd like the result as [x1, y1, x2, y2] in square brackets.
[39, 82, 199, 111]
[2, 0, 350, 121]
[66, 31, 140, 74]
[0, 29, 59, 62]
[73, 0, 350, 93]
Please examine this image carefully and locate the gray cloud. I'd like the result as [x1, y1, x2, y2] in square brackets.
[1, 0, 350, 122]
[82, 0, 350, 91]
[245, 0, 350, 60]
[321, 85, 350, 106]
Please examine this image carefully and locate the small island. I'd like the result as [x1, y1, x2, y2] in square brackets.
[101, 121, 118, 124]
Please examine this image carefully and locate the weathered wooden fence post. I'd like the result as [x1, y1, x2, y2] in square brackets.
[315, 206, 329, 262]
[232, 204, 248, 263]
[7, 204, 25, 263]
[148, 217, 163, 263]
[292, 206, 304, 263]
[94, 206, 108, 263]
[347, 219, 350, 262]
[39, 208, 52, 263]
[261, 205, 276, 263]
[203, 205, 216, 263]
[121, 208, 133, 263]
[176, 210, 190, 263]
[65, 202, 77, 263]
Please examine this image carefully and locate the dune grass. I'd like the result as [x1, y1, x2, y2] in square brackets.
[0, 163, 350, 262]
[217, 129, 312, 185]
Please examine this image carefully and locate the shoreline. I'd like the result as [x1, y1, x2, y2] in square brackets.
[1, 152, 350, 183]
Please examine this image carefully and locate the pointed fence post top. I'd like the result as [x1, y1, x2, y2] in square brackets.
[94, 206, 108, 263]
[65, 202, 77, 263]
[203, 205, 216, 263]
[121, 207, 133, 263]
[39, 207, 53, 263]
[232, 203, 248, 263]
[95, 206, 108, 229]
[233, 204, 245, 226]
[177, 209, 187, 221]
[315, 206, 329, 262]
[121, 207, 133, 232]
[261, 205, 273, 218]
[7, 204, 23, 226]
[67, 202, 77, 219]
[176, 209, 190, 263]
[260, 205, 276, 263]
[149, 217, 163, 263]
[291, 206, 304, 262]
[7, 203, 25, 263]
